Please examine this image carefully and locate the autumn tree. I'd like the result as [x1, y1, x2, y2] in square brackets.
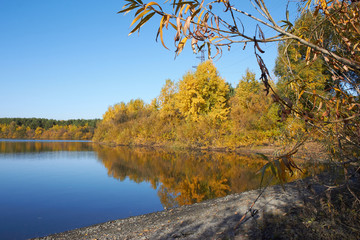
[230, 69, 278, 130]
[274, 12, 331, 94]
[176, 61, 229, 122]
[157, 79, 180, 120]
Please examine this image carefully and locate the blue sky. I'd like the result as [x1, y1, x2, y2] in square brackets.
[0, 0, 298, 120]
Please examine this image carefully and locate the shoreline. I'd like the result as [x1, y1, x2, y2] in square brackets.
[94, 140, 328, 158]
[1, 138, 328, 161]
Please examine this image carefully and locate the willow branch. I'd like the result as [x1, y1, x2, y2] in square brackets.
[230, 6, 360, 71]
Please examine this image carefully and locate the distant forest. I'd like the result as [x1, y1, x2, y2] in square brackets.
[0, 118, 99, 129]
[0, 118, 100, 140]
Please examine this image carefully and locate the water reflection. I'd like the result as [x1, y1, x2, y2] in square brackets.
[0, 140, 93, 153]
[0, 140, 327, 209]
[93, 145, 327, 208]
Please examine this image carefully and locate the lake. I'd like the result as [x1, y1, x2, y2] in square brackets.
[0, 140, 325, 239]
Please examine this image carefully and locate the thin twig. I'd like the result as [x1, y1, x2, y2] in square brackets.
[234, 176, 274, 230]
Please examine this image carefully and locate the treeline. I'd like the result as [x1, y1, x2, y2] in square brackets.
[93, 61, 302, 149]
[0, 118, 99, 129]
[0, 118, 100, 140]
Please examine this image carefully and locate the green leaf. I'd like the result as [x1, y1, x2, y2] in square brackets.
[279, 20, 293, 29]
[259, 162, 271, 189]
[256, 153, 269, 161]
[270, 163, 276, 178]
[286, 10, 289, 22]
[274, 159, 285, 190]
[191, 8, 201, 20]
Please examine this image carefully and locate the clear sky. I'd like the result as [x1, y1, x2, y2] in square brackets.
[0, 0, 298, 120]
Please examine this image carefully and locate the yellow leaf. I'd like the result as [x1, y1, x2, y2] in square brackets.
[178, 4, 187, 17]
[209, 36, 218, 43]
[129, 12, 156, 36]
[130, 9, 151, 27]
[184, 4, 191, 14]
[298, 90, 304, 100]
[197, 10, 205, 24]
[177, 37, 188, 55]
[159, 15, 169, 50]
[305, 46, 311, 61]
[144, 1, 161, 11]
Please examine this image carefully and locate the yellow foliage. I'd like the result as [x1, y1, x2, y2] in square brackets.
[93, 67, 288, 148]
[176, 61, 230, 123]
[157, 79, 180, 120]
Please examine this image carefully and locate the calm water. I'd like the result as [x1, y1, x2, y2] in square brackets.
[0, 140, 326, 239]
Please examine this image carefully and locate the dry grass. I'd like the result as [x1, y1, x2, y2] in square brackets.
[250, 174, 360, 240]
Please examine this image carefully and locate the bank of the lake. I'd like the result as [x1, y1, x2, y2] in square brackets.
[34, 172, 360, 240]
[94, 140, 329, 163]
[1, 140, 351, 239]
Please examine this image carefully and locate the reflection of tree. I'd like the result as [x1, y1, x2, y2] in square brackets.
[0, 141, 93, 153]
[94, 145, 326, 208]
